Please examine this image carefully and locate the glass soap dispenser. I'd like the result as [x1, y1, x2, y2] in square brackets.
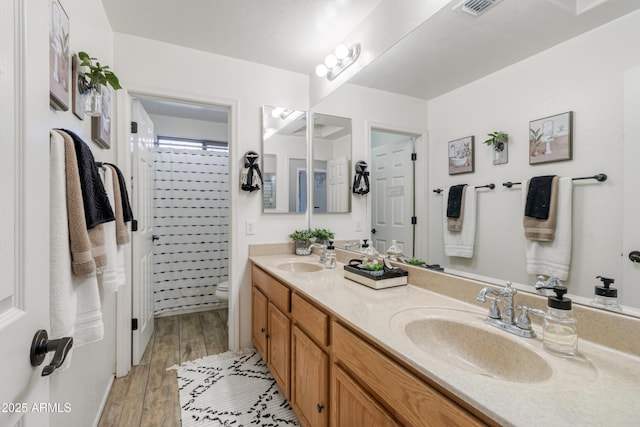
[325, 240, 336, 269]
[543, 285, 578, 357]
[386, 240, 403, 261]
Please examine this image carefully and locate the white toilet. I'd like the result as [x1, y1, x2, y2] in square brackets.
[215, 281, 229, 303]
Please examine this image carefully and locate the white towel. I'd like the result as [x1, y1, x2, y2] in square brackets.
[523, 177, 573, 280]
[443, 186, 477, 258]
[51, 130, 104, 352]
[50, 131, 77, 346]
[100, 166, 120, 292]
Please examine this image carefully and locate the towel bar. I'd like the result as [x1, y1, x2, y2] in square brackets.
[502, 173, 607, 188]
[433, 183, 495, 194]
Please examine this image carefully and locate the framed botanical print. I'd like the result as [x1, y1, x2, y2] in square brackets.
[49, 0, 70, 111]
[529, 111, 573, 165]
[91, 85, 111, 149]
[448, 136, 474, 175]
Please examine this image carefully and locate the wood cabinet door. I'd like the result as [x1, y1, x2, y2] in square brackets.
[292, 325, 329, 427]
[332, 365, 399, 427]
[252, 286, 268, 360]
[268, 302, 291, 399]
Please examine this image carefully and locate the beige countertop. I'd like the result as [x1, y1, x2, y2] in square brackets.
[250, 254, 640, 427]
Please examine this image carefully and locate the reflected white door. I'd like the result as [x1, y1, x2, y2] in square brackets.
[327, 156, 348, 212]
[371, 138, 414, 255]
[623, 65, 640, 308]
[131, 99, 155, 364]
[0, 0, 50, 425]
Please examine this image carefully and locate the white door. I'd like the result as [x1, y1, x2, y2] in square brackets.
[327, 156, 348, 212]
[623, 65, 640, 309]
[131, 99, 155, 364]
[0, 0, 50, 425]
[371, 137, 414, 256]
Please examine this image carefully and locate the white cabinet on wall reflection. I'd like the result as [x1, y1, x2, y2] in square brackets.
[262, 105, 307, 213]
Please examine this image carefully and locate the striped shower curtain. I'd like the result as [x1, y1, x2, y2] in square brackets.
[152, 147, 229, 316]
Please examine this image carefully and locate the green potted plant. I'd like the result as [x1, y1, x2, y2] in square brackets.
[78, 51, 122, 116]
[311, 228, 335, 245]
[289, 229, 315, 255]
[484, 131, 509, 165]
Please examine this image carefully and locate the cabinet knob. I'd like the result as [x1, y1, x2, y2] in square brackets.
[317, 403, 324, 413]
[261, 327, 265, 333]
[266, 334, 270, 339]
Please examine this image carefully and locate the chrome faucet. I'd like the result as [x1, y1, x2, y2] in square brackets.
[476, 281, 538, 338]
[308, 243, 327, 264]
[343, 240, 359, 250]
[535, 275, 561, 295]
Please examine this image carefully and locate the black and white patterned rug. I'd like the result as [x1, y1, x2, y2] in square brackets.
[172, 348, 300, 426]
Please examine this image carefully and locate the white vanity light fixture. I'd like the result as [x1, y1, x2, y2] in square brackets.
[315, 43, 361, 81]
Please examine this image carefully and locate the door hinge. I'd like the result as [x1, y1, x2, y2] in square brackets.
[411, 152, 417, 161]
[131, 219, 138, 232]
[132, 318, 139, 331]
[411, 216, 417, 225]
[131, 121, 138, 134]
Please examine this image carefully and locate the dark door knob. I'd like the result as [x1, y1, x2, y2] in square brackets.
[30, 330, 73, 376]
[371, 228, 377, 234]
[152, 235, 160, 242]
[629, 251, 640, 263]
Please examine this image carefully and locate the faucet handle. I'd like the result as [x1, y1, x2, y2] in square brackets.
[516, 305, 546, 330]
[486, 296, 501, 319]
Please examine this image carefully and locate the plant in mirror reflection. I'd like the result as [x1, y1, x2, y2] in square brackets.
[312, 228, 335, 243]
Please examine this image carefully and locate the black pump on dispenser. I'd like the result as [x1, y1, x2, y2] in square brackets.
[548, 285, 572, 310]
[591, 276, 622, 312]
[595, 276, 617, 298]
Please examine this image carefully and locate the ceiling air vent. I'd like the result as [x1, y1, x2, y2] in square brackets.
[454, 0, 503, 16]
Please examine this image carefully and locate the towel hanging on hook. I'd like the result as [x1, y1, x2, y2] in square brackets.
[352, 161, 370, 195]
[241, 150, 263, 192]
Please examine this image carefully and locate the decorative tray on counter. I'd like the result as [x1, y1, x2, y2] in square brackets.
[343, 263, 408, 290]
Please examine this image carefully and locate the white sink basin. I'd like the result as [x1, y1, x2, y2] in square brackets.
[276, 261, 323, 273]
[391, 307, 553, 383]
[404, 317, 553, 383]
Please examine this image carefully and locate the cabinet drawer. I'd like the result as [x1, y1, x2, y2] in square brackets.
[332, 322, 486, 427]
[252, 265, 290, 313]
[291, 293, 328, 347]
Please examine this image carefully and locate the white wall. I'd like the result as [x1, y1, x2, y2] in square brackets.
[311, 84, 429, 251]
[113, 33, 310, 348]
[426, 10, 640, 305]
[149, 113, 228, 142]
[38, 0, 119, 426]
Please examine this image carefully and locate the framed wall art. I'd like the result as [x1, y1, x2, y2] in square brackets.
[71, 54, 86, 119]
[529, 111, 573, 165]
[49, 0, 70, 111]
[448, 136, 474, 175]
[91, 85, 111, 149]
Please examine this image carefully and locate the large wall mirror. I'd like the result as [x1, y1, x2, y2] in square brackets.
[262, 105, 308, 214]
[311, 113, 352, 214]
[310, 8, 640, 317]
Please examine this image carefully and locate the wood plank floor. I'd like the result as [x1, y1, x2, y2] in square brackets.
[98, 308, 228, 427]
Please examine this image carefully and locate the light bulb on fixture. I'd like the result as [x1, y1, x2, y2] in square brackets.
[271, 107, 284, 118]
[324, 54, 338, 69]
[315, 64, 328, 77]
[315, 43, 360, 81]
[335, 44, 349, 60]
